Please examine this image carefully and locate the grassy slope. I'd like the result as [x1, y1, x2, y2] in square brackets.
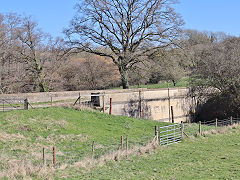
[69, 126, 240, 179]
[1, 107, 238, 179]
[0, 107, 167, 143]
[0, 107, 168, 171]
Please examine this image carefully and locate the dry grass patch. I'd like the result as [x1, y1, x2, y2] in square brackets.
[71, 138, 159, 170]
[0, 131, 29, 142]
[0, 159, 55, 180]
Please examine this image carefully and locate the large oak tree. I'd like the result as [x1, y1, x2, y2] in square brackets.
[65, 0, 183, 89]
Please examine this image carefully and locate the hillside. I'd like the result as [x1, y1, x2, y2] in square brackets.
[0, 107, 167, 179]
[65, 125, 240, 179]
[1, 107, 239, 179]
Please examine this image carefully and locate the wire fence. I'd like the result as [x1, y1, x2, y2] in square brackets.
[201, 117, 240, 126]
[183, 117, 240, 137]
[0, 134, 156, 169]
[0, 99, 26, 112]
[1, 117, 239, 172]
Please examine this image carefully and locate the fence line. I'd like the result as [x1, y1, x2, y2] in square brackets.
[201, 117, 240, 127]
[0, 99, 26, 111]
[1, 118, 239, 171]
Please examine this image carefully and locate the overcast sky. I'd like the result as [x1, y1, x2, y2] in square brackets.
[0, 0, 239, 38]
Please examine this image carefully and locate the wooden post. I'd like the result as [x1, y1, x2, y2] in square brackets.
[139, 90, 142, 118]
[121, 136, 123, 152]
[79, 93, 81, 106]
[92, 141, 95, 159]
[158, 126, 161, 145]
[155, 125, 158, 144]
[168, 83, 171, 122]
[109, 98, 112, 115]
[215, 118, 218, 128]
[24, 99, 28, 110]
[43, 147, 45, 165]
[171, 106, 174, 123]
[102, 94, 105, 113]
[230, 116, 233, 126]
[199, 121, 201, 135]
[181, 121, 184, 140]
[141, 91, 145, 119]
[53, 146, 56, 168]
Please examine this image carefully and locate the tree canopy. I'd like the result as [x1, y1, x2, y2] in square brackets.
[65, 0, 183, 88]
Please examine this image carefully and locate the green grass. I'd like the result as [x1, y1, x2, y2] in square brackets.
[1, 107, 238, 179]
[183, 123, 223, 136]
[0, 107, 169, 178]
[115, 77, 190, 89]
[63, 126, 240, 179]
[0, 107, 167, 144]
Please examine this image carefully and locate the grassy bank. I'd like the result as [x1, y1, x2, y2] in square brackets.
[0, 107, 167, 179]
[1, 107, 238, 179]
[66, 125, 240, 179]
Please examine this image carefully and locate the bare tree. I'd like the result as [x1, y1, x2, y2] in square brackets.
[190, 36, 240, 120]
[59, 53, 120, 91]
[14, 17, 50, 92]
[0, 13, 71, 93]
[65, 0, 183, 89]
[148, 48, 188, 85]
[0, 13, 23, 93]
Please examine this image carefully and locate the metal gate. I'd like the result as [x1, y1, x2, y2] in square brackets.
[159, 124, 182, 146]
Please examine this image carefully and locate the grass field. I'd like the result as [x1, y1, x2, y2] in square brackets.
[65, 125, 240, 179]
[0, 107, 168, 179]
[0, 107, 238, 179]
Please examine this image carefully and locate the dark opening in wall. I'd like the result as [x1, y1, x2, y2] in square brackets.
[91, 93, 100, 107]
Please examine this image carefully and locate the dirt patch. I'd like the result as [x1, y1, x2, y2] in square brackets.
[18, 125, 32, 131]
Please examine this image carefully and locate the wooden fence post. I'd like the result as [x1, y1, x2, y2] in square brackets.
[121, 136, 123, 152]
[139, 90, 142, 118]
[102, 94, 105, 113]
[53, 146, 56, 168]
[24, 98, 28, 110]
[158, 127, 161, 145]
[43, 147, 45, 165]
[230, 116, 233, 126]
[109, 98, 112, 115]
[92, 141, 95, 159]
[181, 121, 184, 140]
[199, 121, 201, 135]
[215, 118, 218, 128]
[171, 106, 174, 123]
[155, 125, 158, 144]
[79, 93, 81, 106]
[168, 83, 171, 122]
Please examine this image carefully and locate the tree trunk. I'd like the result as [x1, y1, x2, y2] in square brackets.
[119, 67, 130, 89]
[34, 59, 49, 92]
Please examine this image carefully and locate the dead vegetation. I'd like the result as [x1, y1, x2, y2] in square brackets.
[0, 159, 55, 180]
[201, 123, 240, 136]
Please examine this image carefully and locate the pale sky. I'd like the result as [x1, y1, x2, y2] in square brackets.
[0, 0, 239, 38]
